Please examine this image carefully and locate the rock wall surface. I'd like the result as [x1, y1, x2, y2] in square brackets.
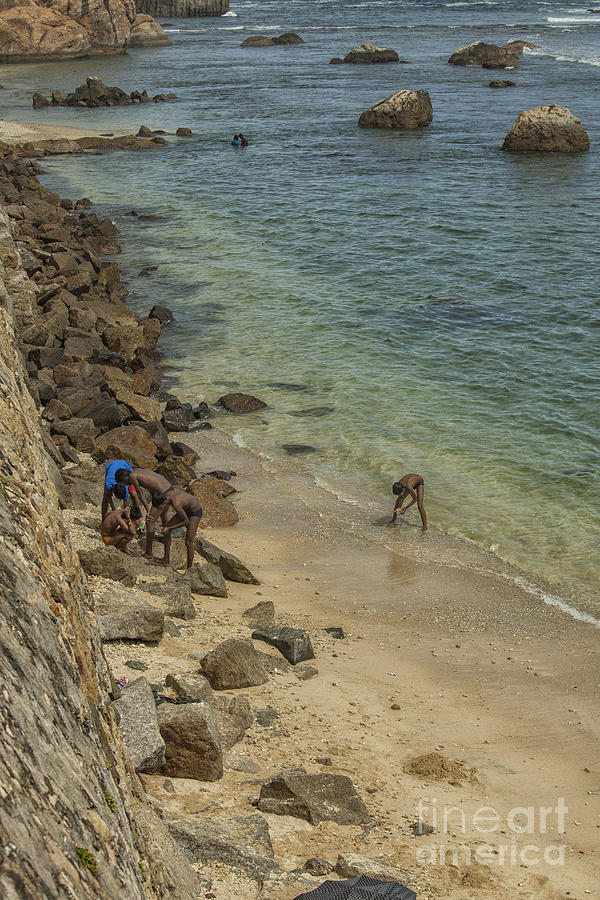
[0, 205, 190, 898]
[135, 0, 228, 16]
[0, 0, 168, 62]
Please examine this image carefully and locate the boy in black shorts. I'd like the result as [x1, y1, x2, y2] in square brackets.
[146, 489, 203, 569]
[391, 473, 427, 531]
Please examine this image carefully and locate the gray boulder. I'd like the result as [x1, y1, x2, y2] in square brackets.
[258, 771, 371, 826]
[95, 587, 164, 643]
[252, 625, 314, 665]
[79, 546, 144, 587]
[112, 677, 165, 772]
[165, 595, 197, 620]
[211, 693, 254, 750]
[200, 638, 269, 690]
[335, 852, 408, 881]
[197, 537, 259, 584]
[242, 600, 275, 626]
[152, 701, 223, 781]
[227, 752, 261, 774]
[165, 672, 214, 703]
[166, 814, 278, 881]
[359, 89, 433, 129]
[182, 562, 228, 598]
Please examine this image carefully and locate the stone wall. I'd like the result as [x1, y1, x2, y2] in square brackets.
[0, 206, 192, 898]
[136, 0, 229, 16]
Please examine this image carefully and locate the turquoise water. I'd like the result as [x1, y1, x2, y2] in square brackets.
[2, 0, 599, 614]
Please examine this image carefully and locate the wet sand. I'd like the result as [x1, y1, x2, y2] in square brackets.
[84, 424, 600, 900]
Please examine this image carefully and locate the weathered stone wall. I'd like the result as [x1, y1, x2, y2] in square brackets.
[135, 0, 228, 16]
[0, 207, 189, 898]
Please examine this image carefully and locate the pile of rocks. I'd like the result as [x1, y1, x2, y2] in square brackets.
[0, 149, 266, 532]
[33, 76, 176, 109]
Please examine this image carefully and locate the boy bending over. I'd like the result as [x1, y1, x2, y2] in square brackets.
[101, 505, 143, 554]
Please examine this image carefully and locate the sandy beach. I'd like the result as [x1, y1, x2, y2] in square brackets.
[67, 424, 599, 900]
[0, 119, 120, 146]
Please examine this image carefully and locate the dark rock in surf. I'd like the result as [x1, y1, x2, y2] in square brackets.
[217, 392, 267, 413]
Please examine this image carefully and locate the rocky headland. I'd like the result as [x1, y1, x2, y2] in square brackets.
[0, 0, 169, 64]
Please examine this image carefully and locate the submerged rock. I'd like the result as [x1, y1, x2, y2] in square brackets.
[217, 392, 267, 413]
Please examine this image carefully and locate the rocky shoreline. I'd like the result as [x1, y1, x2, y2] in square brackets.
[0, 135, 429, 898]
[1, 120, 599, 898]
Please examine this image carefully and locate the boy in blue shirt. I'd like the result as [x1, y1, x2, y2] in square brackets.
[102, 459, 134, 521]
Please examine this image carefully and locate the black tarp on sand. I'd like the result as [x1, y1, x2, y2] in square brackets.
[293, 874, 417, 899]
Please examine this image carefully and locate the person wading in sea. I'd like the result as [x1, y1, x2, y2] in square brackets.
[391, 473, 427, 531]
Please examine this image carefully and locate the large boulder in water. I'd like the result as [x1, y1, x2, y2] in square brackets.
[129, 14, 171, 47]
[359, 89, 433, 129]
[343, 42, 399, 64]
[448, 39, 533, 68]
[502, 105, 590, 152]
[274, 32, 303, 45]
[241, 35, 275, 47]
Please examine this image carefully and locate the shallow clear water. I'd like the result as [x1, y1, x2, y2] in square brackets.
[2, 0, 599, 613]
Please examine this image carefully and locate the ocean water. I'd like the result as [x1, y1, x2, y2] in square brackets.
[2, 0, 599, 616]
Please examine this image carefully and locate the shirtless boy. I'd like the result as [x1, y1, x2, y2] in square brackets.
[147, 489, 203, 569]
[391, 473, 427, 531]
[115, 468, 178, 559]
[100, 506, 142, 554]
